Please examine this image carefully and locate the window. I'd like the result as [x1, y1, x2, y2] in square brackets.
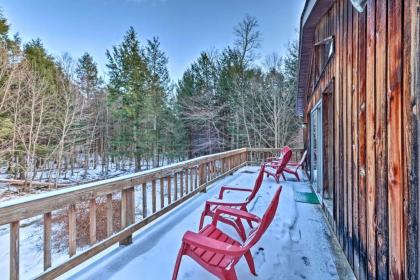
[313, 36, 334, 84]
[350, 0, 368, 13]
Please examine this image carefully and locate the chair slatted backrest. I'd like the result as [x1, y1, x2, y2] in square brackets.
[243, 186, 282, 249]
[275, 149, 293, 176]
[245, 164, 266, 203]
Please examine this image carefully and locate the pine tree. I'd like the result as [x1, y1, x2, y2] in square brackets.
[76, 53, 101, 98]
[144, 37, 170, 167]
[106, 26, 149, 171]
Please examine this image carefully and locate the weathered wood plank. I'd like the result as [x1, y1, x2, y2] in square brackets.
[357, 7, 368, 280]
[142, 183, 147, 219]
[402, 0, 414, 278]
[89, 199, 96, 246]
[351, 8, 360, 278]
[365, 1, 377, 278]
[167, 176, 171, 205]
[180, 171, 184, 198]
[174, 173, 178, 201]
[346, 1, 353, 265]
[151, 180, 156, 213]
[408, 1, 419, 279]
[43, 212, 52, 271]
[160, 177, 164, 209]
[189, 168, 193, 192]
[106, 194, 113, 237]
[387, 0, 405, 278]
[120, 187, 134, 245]
[185, 169, 189, 194]
[68, 204, 76, 257]
[10, 221, 19, 280]
[374, 0, 389, 278]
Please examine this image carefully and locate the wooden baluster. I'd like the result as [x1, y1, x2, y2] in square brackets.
[222, 159, 225, 173]
[180, 171, 184, 197]
[160, 177, 165, 209]
[10, 221, 19, 280]
[43, 212, 51, 271]
[142, 183, 147, 219]
[206, 163, 210, 182]
[174, 173, 178, 201]
[189, 168, 193, 192]
[194, 167, 198, 189]
[185, 169, 189, 194]
[167, 176, 172, 204]
[89, 199, 96, 246]
[106, 194, 113, 236]
[152, 180, 157, 213]
[199, 164, 205, 187]
[68, 204, 76, 257]
[120, 190, 127, 230]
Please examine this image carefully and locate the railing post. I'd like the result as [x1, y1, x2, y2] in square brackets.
[167, 176, 172, 204]
[152, 180, 157, 213]
[174, 173, 178, 201]
[120, 186, 135, 245]
[68, 204, 77, 257]
[189, 168, 193, 192]
[199, 164, 206, 192]
[89, 199, 96, 246]
[106, 194, 113, 237]
[194, 167, 198, 189]
[142, 183, 147, 219]
[43, 212, 52, 271]
[10, 221, 19, 280]
[160, 178, 165, 209]
[179, 172, 183, 198]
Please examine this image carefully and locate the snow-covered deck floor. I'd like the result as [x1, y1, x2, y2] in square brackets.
[63, 166, 355, 280]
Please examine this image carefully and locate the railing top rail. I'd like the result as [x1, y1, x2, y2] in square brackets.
[0, 148, 247, 225]
[246, 147, 304, 152]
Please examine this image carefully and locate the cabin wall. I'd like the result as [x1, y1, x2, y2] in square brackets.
[303, 0, 417, 279]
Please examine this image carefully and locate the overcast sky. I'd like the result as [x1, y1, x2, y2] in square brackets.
[1, 0, 304, 81]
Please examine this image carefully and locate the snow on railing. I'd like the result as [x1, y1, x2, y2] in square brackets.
[0, 147, 303, 280]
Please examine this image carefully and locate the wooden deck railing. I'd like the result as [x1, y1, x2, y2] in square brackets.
[0, 147, 303, 280]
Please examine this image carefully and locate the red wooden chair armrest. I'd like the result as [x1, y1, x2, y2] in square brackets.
[265, 156, 279, 162]
[283, 167, 296, 173]
[266, 162, 281, 168]
[219, 186, 253, 199]
[205, 199, 245, 207]
[183, 231, 243, 256]
[212, 206, 261, 226]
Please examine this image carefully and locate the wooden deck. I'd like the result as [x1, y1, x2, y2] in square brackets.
[0, 148, 304, 280]
[61, 166, 355, 280]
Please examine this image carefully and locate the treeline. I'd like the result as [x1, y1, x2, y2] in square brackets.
[177, 16, 300, 156]
[0, 11, 300, 188]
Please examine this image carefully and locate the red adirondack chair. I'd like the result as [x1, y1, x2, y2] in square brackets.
[172, 187, 283, 280]
[198, 164, 266, 241]
[282, 150, 307, 181]
[264, 148, 293, 183]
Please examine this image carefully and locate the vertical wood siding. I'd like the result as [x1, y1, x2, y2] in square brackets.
[303, 0, 416, 278]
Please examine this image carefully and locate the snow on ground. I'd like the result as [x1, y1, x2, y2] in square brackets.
[60, 166, 353, 280]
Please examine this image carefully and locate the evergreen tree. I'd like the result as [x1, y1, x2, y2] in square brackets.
[144, 37, 170, 166]
[106, 26, 149, 171]
[76, 53, 101, 98]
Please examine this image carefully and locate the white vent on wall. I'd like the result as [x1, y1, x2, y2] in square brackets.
[350, 0, 368, 12]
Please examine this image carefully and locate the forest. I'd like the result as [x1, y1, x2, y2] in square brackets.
[0, 11, 300, 192]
